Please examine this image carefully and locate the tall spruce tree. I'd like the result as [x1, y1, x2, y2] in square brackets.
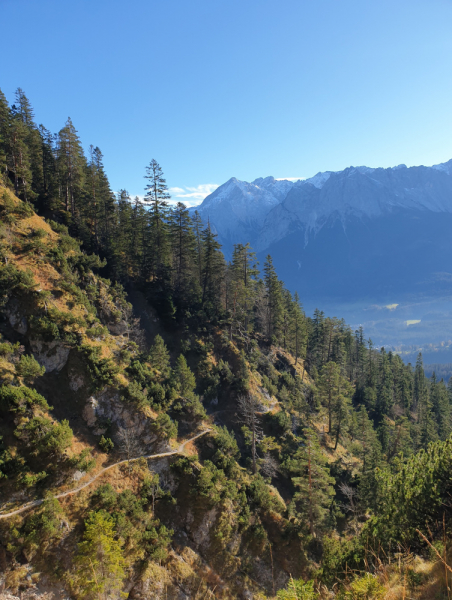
[169, 202, 199, 307]
[143, 159, 171, 281]
[318, 361, 341, 434]
[430, 373, 451, 441]
[289, 291, 306, 364]
[263, 255, 283, 342]
[201, 222, 225, 317]
[0, 88, 10, 183]
[228, 243, 259, 337]
[56, 117, 86, 215]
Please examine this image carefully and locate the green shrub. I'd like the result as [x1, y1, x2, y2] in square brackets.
[15, 200, 34, 219]
[0, 264, 35, 305]
[0, 385, 50, 414]
[211, 426, 240, 473]
[127, 360, 155, 388]
[15, 354, 45, 383]
[0, 190, 16, 215]
[123, 380, 149, 409]
[406, 568, 425, 589]
[29, 315, 61, 341]
[99, 436, 114, 453]
[262, 374, 278, 397]
[277, 578, 318, 600]
[319, 536, 364, 586]
[85, 324, 108, 340]
[144, 520, 173, 563]
[22, 498, 64, 549]
[47, 220, 69, 235]
[68, 448, 95, 472]
[247, 475, 285, 514]
[78, 345, 119, 391]
[153, 413, 177, 440]
[17, 470, 47, 487]
[0, 340, 19, 357]
[338, 573, 385, 600]
[195, 460, 232, 504]
[17, 416, 73, 456]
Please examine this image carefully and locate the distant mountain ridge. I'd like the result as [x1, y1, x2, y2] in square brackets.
[192, 159, 452, 255]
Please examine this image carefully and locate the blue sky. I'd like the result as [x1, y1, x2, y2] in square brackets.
[1, 0, 452, 205]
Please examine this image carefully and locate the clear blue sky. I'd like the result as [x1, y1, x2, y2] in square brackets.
[1, 0, 452, 205]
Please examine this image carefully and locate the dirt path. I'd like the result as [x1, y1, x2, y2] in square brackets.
[0, 429, 211, 520]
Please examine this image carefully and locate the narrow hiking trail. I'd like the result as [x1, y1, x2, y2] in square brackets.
[0, 429, 211, 520]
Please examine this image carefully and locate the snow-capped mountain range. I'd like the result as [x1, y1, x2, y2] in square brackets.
[192, 159, 452, 254]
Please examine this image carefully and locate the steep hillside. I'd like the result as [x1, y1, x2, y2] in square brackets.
[1, 88, 452, 600]
[0, 185, 315, 598]
[1, 185, 452, 600]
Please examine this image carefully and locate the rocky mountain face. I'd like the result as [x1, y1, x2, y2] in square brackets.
[257, 160, 452, 251]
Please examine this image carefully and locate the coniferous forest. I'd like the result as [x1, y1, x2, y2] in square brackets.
[1, 88, 452, 599]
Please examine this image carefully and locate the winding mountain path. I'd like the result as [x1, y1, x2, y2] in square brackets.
[0, 428, 211, 520]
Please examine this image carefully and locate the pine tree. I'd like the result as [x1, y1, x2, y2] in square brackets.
[13, 88, 43, 202]
[74, 510, 125, 599]
[263, 255, 283, 342]
[172, 354, 196, 398]
[318, 361, 341, 434]
[0, 88, 10, 182]
[290, 292, 307, 365]
[149, 335, 170, 376]
[286, 427, 335, 536]
[85, 146, 116, 254]
[309, 309, 326, 370]
[356, 406, 383, 509]
[386, 415, 412, 461]
[331, 374, 353, 450]
[228, 243, 259, 337]
[143, 159, 171, 281]
[375, 348, 394, 422]
[190, 210, 204, 288]
[237, 393, 262, 474]
[8, 113, 33, 200]
[413, 354, 437, 449]
[169, 202, 199, 307]
[38, 125, 58, 211]
[111, 189, 134, 278]
[56, 117, 86, 215]
[129, 195, 146, 278]
[201, 222, 225, 317]
[430, 373, 451, 441]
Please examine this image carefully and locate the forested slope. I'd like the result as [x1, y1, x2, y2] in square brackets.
[1, 87, 452, 600]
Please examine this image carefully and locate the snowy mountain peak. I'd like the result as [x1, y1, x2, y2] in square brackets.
[304, 171, 333, 189]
